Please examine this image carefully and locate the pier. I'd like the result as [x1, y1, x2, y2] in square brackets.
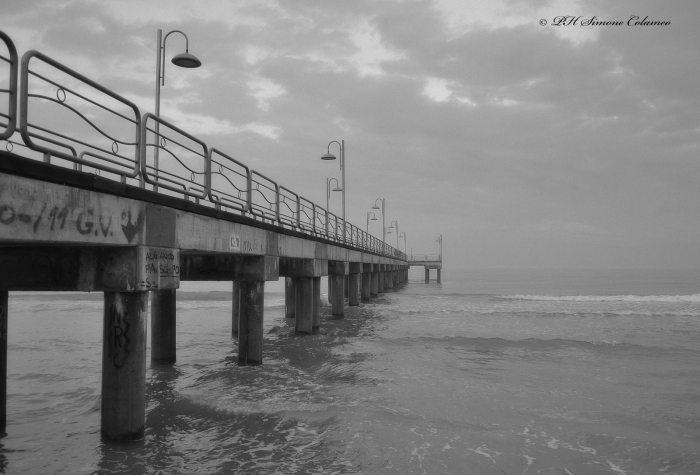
[409, 254, 443, 283]
[0, 31, 412, 441]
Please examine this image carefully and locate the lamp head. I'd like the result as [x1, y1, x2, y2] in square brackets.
[371, 216, 377, 221]
[321, 152, 336, 160]
[172, 52, 202, 68]
[371, 205, 380, 209]
[332, 186, 343, 192]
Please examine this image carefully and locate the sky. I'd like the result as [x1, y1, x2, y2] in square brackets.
[1, 0, 699, 269]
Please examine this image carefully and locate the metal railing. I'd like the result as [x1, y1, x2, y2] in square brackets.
[0, 30, 406, 260]
[19, 50, 141, 181]
[409, 254, 442, 262]
[0, 31, 18, 141]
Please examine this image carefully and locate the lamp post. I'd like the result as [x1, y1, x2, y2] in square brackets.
[399, 231, 407, 255]
[366, 211, 377, 233]
[388, 220, 398, 249]
[371, 198, 385, 243]
[326, 178, 342, 236]
[436, 235, 442, 260]
[321, 140, 345, 242]
[153, 29, 202, 189]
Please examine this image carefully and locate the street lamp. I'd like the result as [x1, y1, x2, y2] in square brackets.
[366, 211, 377, 233]
[371, 198, 385, 243]
[326, 177, 342, 235]
[321, 140, 345, 241]
[388, 220, 399, 249]
[154, 29, 202, 189]
[399, 231, 407, 255]
[436, 235, 442, 260]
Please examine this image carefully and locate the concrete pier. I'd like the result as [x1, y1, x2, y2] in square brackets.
[371, 265, 379, 297]
[151, 289, 177, 364]
[0, 161, 408, 442]
[237, 280, 265, 365]
[101, 291, 148, 441]
[312, 277, 321, 330]
[232, 281, 240, 336]
[425, 268, 430, 283]
[0, 291, 7, 431]
[437, 269, 442, 283]
[348, 263, 361, 306]
[329, 261, 347, 317]
[234, 256, 279, 365]
[378, 265, 385, 293]
[284, 277, 296, 319]
[295, 277, 314, 334]
[361, 265, 371, 302]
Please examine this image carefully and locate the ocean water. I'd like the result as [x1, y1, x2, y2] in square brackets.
[2, 268, 699, 474]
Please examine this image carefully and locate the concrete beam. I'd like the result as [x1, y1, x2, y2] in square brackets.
[0, 246, 179, 291]
[180, 254, 279, 281]
[328, 261, 348, 276]
[279, 258, 327, 277]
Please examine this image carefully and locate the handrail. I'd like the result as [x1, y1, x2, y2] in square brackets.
[0, 30, 18, 140]
[409, 254, 441, 261]
[140, 112, 208, 199]
[208, 147, 250, 213]
[249, 169, 279, 222]
[19, 50, 141, 179]
[4, 31, 407, 261]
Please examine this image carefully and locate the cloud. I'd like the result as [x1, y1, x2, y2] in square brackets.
[1, 0, 698, 268]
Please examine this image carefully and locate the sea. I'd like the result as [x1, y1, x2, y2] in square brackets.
[2, 268, 699, 474]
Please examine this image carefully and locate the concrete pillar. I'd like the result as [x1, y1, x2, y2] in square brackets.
[387, 267, 394, 290]
[344, 275, 349, 299]
[312, 277, 321, 330]
[378, 265, 385, 293]
[295, 277, 314, 334]
[361, 272, 371, 302]
[425, 268, 430, 283]
[437, 269, 442, 283]
[285, 277, 296, 319]
[151, 289, 176, 365]
[232, 281, 240, 336]
[371, 269, 379, 297]
[101, 291, 148, 441]
[238, 280, 265, 365]
[0, 291, 7, 431]
[349, 272, 361, 306]
[330, 275, 345, 317]
[327, 275, 333, 301]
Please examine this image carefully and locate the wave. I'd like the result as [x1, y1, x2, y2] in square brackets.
[496, 294, 700, 303]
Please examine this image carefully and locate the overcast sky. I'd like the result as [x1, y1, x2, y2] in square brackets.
[2, 0, 699, 269]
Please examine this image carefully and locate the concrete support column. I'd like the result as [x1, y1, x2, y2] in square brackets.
[295, 277, 314, 334]
[151, 289, 176, 365]
[232, 281, 240, 336]
[425, 268, 430, 283]
[329, 261, 348, 317]
[378, 265, 385, 294]
[344, 275, 349, 299]
[101, 291, 148, 441]
[387, 266, 394, 290]
[312, 277, 321, 331]
[0, 291, 7, 432]
[437, 269, 442, 283]
[327, 275, 333, 301]
[330, 275, 345, 316]
[285, 277, 296, 319]
[361, 271, 371, 302]
[371, 268, 379, 297]
[349, 273, 361, 306]
[237, 280, 265, 365]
